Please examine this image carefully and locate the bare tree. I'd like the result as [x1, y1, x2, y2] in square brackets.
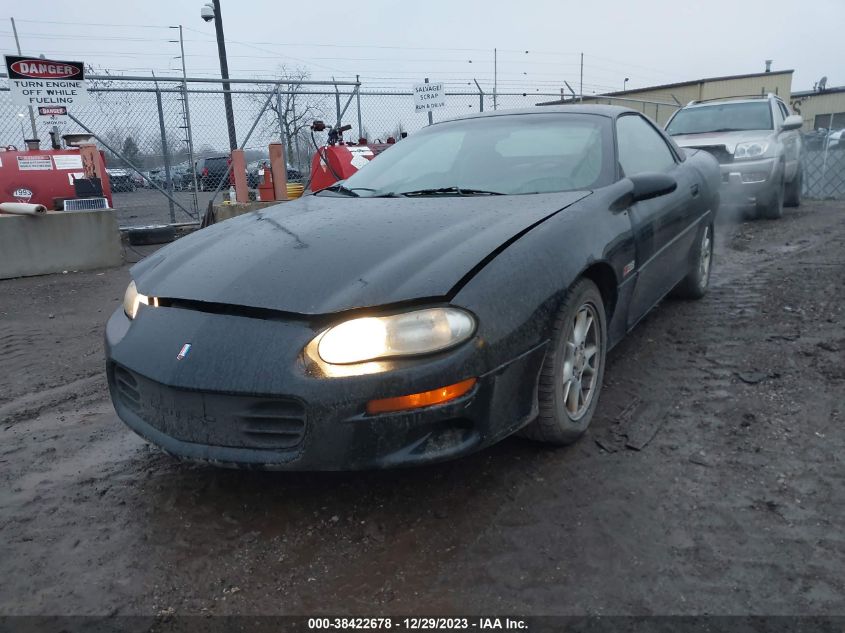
[251, 65, 328, 171]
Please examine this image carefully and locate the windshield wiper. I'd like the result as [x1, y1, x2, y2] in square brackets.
[318, 183, 359, 197]
[397, 186, 504, 197]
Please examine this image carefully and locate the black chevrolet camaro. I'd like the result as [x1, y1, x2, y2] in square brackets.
[106, 106, 720, 470]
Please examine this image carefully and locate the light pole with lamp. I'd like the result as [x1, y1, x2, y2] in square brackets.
[623, 77, 630, 91]
[201, 1, 237, 150]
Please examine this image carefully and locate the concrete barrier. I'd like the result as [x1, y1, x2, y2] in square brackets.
[213, 201, 284, 223]
[0, 209, 123, 280]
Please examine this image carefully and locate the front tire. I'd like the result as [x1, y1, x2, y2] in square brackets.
[758, 172, 784, 219]
[521, 279, 607, 445]
[784, 167, 802, 207]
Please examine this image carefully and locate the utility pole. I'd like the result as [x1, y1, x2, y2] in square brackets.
[580, 52, 584, 102]
[493, 48, 498, 111]
[210, 0, 237, 150]
[10, 18, 37, 139]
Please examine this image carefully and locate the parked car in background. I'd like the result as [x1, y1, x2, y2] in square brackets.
[131, 172, 147, 189]
[665, 94, 803, 218]
[827, 129, 845, 149]
[106, 168, 136, 193]
[803, 128, 830, 151]
[246, 158, 303, 188]
[148, 166, 188, 190]
[183, 156, 231, 191]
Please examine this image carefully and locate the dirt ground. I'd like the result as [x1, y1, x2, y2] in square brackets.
[1, 200, 843, 616]
[112, 190, 211, 228]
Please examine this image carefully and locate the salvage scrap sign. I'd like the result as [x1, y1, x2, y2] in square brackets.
[413, 81, 446, 113]
[4, 55, 88, 109]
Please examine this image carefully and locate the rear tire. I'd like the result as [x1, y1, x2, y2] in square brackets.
[784, 168, 802, 207]
[520, 279, 607, 445]
[672, 223, 713, 300]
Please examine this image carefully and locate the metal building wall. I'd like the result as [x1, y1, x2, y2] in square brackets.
[791, 90, 845, 130]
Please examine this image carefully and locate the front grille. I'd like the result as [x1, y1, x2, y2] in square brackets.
[692, 145, 733, 164]
[238, 401, 307, 449]
[114, 365, 141, 414]
[111, 365, 306, 450]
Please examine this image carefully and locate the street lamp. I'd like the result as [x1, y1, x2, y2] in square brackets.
[623, 77, 630, 91]
[201, 1, 237, 150]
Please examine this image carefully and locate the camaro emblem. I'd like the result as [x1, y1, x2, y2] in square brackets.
[176, 343, 192, 360]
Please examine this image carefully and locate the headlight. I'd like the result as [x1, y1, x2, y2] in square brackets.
[317, 307, 476, 365]
[734, 141, 769, 160]
[123, 280, 149, 319]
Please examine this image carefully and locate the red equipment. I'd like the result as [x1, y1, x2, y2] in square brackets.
[308, 120, 393, 192]
[0, 146, 113, 210]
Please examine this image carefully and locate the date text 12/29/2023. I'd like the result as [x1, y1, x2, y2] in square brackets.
[307, 617, 529, 630]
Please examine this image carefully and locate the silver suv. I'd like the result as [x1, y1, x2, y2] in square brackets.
[665, 94, 803, 219]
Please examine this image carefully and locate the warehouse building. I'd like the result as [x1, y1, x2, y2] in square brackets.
[790, 86, 845, 131]
[540, 67, 845, 133]
[538, 69, 794, 127]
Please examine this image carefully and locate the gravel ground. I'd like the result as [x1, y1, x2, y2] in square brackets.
[113, 189, 211, 227]
[0, 200, 843, 616]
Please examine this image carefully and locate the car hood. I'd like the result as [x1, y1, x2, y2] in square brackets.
[132, 191, 590, 315]
[671, 130, 773, 152]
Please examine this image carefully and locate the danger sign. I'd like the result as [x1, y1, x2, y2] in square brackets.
[5, 55, 88, 109]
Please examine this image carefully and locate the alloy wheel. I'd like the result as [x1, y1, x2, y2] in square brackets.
[699, 225, 712, 288]
[561, 303, 601, 419]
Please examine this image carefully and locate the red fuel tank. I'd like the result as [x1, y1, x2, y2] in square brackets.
[0, 148, 113, 209]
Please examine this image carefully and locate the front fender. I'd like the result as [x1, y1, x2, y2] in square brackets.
[452, 183, 636, 370]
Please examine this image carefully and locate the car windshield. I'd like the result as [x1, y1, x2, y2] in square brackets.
[666, 102, 774, 135]
[336, 113, 612, 196]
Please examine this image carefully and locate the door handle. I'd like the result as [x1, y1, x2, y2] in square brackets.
[690, 184, 700, 197]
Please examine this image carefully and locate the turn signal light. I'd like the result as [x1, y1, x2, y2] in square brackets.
[366, 378, 477, 415]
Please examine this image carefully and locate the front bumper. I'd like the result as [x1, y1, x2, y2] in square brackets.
[105, 306, 546, 470]
[718, 157, 778, 210]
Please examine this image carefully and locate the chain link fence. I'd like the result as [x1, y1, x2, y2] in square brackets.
[803, 147, 845, 200]
[0, 71, 566, 226]
[1, 75, 359, 227]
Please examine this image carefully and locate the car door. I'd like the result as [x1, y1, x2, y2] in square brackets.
[616, 113, 703, 327]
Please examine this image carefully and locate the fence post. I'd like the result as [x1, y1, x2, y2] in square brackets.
[356, 75, 363, 140]
[292, 98, 301, 172]
[334, 80, 342, 129]
[180, 82, 199, 213]
[473, 78, 484, 112]
[154, 83, 176, 224]
[425, 78, 433, 126]
[275, 84, 290, 165]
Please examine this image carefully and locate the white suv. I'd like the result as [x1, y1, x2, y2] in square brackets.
[665, 94, 803, 219]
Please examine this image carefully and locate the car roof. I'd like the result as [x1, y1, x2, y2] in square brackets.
[435, 104, 638, 125]
[682, 97, 777, 109]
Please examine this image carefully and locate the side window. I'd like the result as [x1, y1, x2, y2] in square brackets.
[773, 102, 785, 125]
[778, 101, 790, 120]
[616, 115, 676, 176]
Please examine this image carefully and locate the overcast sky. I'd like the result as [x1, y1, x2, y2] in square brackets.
[3, 0, 843, 94]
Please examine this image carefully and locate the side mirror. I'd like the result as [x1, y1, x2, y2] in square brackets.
[781, 115, 803, 132]
[629, 172, 677, 203]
